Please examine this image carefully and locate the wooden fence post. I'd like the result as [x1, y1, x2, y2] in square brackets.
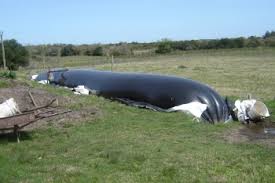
[0, 31, 7, 70]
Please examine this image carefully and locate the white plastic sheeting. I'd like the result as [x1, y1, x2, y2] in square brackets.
[31, 74, 38, 80]
[167, 101, 208, 119]
[32, 74, 48, 84]
[0, 98, 20, 118]
[73, 85, 90, 95]
[34, 76, 89, 95]
[38, 80, 49, 85]
[234, 99, 270, 122]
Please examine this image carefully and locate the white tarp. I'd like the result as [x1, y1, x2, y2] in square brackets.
[34, 76, 89, 95]
[73, 85, 90, 95]
[32, 74, 48, 84]
[167, 101, 208, 119]
[31, 74, 38, 80]
[38, 80, 49, 85]
[0, 98, 20, 118]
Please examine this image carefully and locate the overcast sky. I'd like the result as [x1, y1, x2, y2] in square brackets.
[0, 0, 274, 44]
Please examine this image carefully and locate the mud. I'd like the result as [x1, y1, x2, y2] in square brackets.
[225, 120, 275, 147]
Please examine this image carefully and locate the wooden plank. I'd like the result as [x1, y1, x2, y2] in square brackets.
[28, 90, 38, 107]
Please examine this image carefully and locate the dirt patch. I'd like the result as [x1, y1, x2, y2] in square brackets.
[224, 121, 275, 147]
[0, 85, 65, 111]
[0, 82, 101, 131]
[27, 105, 100, 130]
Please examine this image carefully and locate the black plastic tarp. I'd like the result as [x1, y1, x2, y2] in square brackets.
[36, 69, 231, 123]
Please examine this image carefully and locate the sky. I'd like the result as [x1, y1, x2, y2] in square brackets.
[0, 0, 274, 45]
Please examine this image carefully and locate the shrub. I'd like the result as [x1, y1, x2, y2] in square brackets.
[264, 37, 275, 47]
[46, 47, 59, 56]
[0, 39, 29, 70]
[263, 31, 275, 39]
[246, 36, 262, 48]
[0, 70, 16, 79]
[83, 49, 93, 56]
[156, 41, 172, 54]
[93, 46, 104, 56]
[109, 45, 133, 56]
[60, 44, 79, 56]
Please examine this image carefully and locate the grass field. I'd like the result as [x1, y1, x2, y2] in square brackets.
[1, 48, 275, 182]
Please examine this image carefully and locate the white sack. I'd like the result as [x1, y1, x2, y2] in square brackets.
[0, 98, 20, 118]
[234, 99, 270, 122]
[167, 101, 208, 119]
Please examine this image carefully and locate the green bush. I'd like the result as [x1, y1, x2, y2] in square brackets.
[109, 45, 133, 56]
[246, 36, 262, 48]
[83, 49, 93, 56]
[0, 80, 9, 88]
[156, 41, 173, 54]
[61, 44, 79, 56]
[0, 70, 16, 79]
[264, 37, 275, 47]
[93, 46, 104, 56]
[263, 31, 275, 39]
[0, 39, 29, 70]
[46, 47, 59, 56]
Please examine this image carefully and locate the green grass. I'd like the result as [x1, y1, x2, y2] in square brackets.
[1, 91, 275, 182]
[1, 48, 275, 182]
[0, 80, 9, 88]
[0, 91, 275, 182]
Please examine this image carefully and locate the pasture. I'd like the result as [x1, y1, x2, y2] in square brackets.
[1, 48, 275, 182]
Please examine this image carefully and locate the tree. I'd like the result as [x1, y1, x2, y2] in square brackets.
[264, 37, 275, 47]
[155, 40, 173, 54]
[46, 47, 59, 56]
[60, 44, 79, 56]
[0, 39, 29, 70]
[206, 40, 219, 49]
[217, 38, 234, 48]
[246, 36, 262, 48]
[263, 31, 271, 39]
[233, 37, 245, 48]
[263, 31, 275, 39]
[109, 44, 133, 56]
[83, 49, 93, 56]
[93, 46, 104, 56]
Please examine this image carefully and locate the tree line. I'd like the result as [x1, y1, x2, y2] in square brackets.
[26, 31, 275, 57]
[1, 31, 275, 70]
[156, 31, 275, 54]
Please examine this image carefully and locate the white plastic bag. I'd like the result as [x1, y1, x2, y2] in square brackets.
[0, 98, 20, 118]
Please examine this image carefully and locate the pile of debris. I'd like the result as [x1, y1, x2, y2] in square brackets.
[0, 87, 70, 142]
[0, 84, 100, 142]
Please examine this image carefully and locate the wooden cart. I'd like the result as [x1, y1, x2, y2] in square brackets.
[0, 99, 70, 142]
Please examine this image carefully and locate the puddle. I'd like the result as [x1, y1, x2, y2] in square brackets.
[264, 128, 275, 135]
[225, 120, 275, 147]
[240, 120, 275, 140]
